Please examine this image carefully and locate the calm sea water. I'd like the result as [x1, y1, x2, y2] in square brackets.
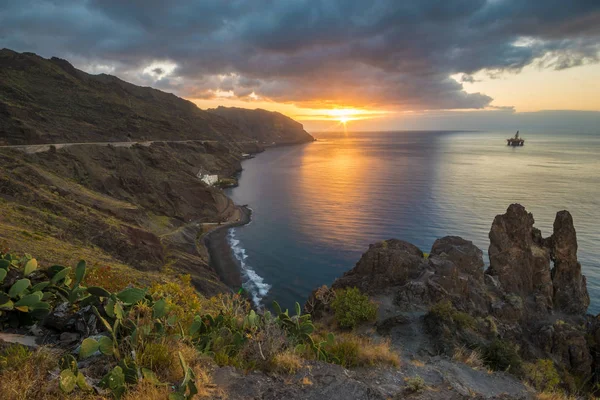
[225, 131, 600, 313]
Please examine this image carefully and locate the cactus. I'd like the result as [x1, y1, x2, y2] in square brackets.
[58, 354, 92, 394]
[99, 365, 126, 399]
[116, 287, 146, 305]
[168, 352, 198, 400]
[23, 258, 38, 276]
[273, 301, 315, 344]
[243, 309, 259, 330]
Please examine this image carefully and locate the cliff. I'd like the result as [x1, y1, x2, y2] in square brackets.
[208, 106, 314, 145]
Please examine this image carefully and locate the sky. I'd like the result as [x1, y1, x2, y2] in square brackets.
[1, 0, 599, 132]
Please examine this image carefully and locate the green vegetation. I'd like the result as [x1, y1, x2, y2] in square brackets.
[331, 287, 378, 329]
[524, 359, 561, 393]
[482, 339, 522, 374]
[0, 251, 398, 399]
[216, 177, 238, 188]
[404, 375, 426, 393]
[428, 300, 476, 330]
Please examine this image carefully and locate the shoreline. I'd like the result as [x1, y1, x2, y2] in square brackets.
[203, 205, 252, 291]
[203, 139, 314, 296]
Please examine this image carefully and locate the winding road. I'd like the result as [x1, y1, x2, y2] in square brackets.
[0, 139, 225, 154]
[0, 139, 261, 154]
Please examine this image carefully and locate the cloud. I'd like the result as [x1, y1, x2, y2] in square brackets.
[1, 0, 599, 110]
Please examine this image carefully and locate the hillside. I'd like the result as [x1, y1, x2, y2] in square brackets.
[209, 106, 314, 145]
[0, 49, 313, 146]
[0, 49, 318, 296]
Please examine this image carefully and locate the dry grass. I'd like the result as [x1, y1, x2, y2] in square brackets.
[165, 342, 220, 398]
[272, 351, 303, 374]
[536, 393, 577, 400]
[356, 337, 400, 367]
[333, 333, 400, 367]
[0, 346, 68, 400]
[410, 359, 425, 367]
[122, 382, 170, 400]
[452, 346, 487, 370]
[301, 376, 313, 386]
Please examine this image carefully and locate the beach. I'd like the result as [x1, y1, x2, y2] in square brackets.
[203, 205, 252, 291]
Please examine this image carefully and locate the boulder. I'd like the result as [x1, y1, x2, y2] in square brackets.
[548, 211, 589, 314]
[332, 239, 425, 294]
[430, 236, 484, 280]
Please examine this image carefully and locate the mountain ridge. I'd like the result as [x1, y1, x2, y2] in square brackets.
[0, 48, 313, 146]
[208, 106, 314, 145]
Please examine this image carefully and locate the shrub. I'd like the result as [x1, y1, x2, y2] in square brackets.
[428, 300, 476, 330]
[404, 375, 426, 393]
[482, 339, 522, 374]
[241, 320, 288, 370]
[524, 359, 561, 393]
[331, 287, 378, 329]
[453, 346, 485, 370]
[149, 275, 204, 328]
[85, 265, 136, 292]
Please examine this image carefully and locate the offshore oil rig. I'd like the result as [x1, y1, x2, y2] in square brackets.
[507, 131, 525, 146]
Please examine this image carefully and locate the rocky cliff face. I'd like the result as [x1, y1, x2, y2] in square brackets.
[208, 106, 314, 145]
[311, 204, 597, 394]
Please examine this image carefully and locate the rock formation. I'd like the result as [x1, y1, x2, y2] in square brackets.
[487, 204, 554, 313]
[312, 204, 596, 392]
[548, 211, 590, 314]
[332, 239, 424, 294]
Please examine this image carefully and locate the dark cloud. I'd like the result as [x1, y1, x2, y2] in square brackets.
[1, 0, 599, 110]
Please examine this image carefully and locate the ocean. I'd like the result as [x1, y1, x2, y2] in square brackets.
[225, 131, 600, 313]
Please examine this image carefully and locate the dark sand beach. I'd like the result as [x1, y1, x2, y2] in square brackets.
[204, 205, 251, 290]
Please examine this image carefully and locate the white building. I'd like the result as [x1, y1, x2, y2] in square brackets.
[196, 169, 219, 186]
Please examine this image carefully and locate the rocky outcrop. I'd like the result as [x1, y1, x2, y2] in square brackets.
[212, 359, 531, 400]
[332, 240, 424, 294]
[486, 204, 554, 313]
[317, 204, 595, 393]
[548, 211, 590, 314]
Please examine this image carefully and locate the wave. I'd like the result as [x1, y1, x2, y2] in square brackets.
[227, 228, 270, 307]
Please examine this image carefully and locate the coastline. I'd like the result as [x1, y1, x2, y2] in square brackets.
[203, 138, 314, 296]
[203, 205, 252, 290]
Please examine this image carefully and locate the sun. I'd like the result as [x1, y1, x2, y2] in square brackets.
[339, 117, 350, 124]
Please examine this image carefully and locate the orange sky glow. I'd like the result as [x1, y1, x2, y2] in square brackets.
[190, 62, 600, 131]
